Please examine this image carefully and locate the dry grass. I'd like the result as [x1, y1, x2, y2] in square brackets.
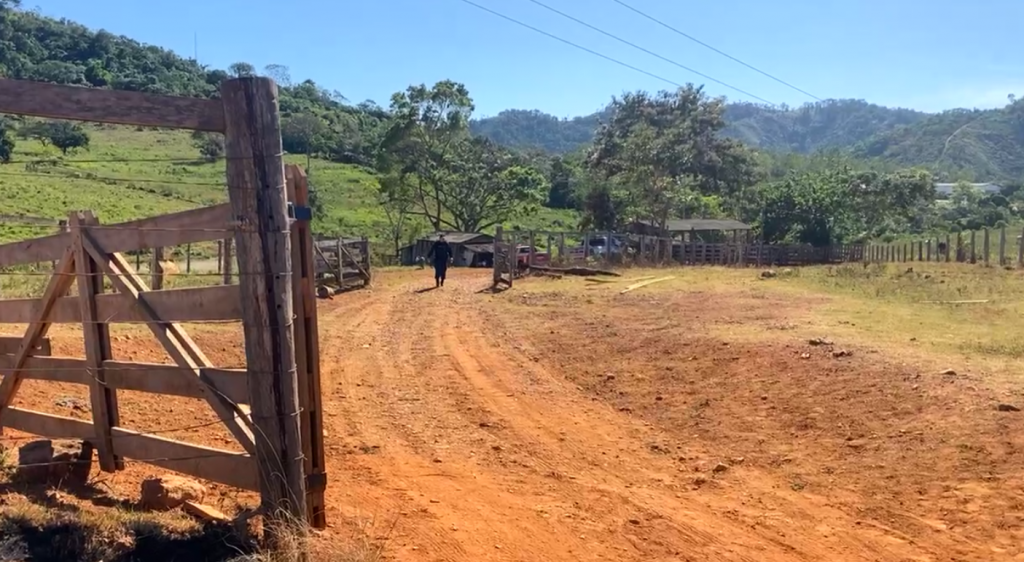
[0, 498, 390, 562]
[519, 261, 1024, 379]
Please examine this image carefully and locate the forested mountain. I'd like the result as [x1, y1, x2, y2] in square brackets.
[471, 98, 1024, 181]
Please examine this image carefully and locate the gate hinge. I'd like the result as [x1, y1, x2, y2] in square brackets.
[288, 203, 313, 222]
[306, 471, 327, 492]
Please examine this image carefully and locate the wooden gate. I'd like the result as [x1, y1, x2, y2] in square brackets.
[0, 77, 324, 528]
[492, 226, 515, 288]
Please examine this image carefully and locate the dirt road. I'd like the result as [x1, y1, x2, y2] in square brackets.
[311, 269, 1011, 561]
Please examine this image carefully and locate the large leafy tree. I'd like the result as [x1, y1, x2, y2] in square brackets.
[585, 85, 759, 230]
[378, 80, 546, 232]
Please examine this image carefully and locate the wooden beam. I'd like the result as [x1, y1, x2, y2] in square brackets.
[223, 76, 307, 524]
[0, 338, 50, 355]
[0, 248, 77, 423]
[71, 211, 121, 472]
[0, 285, 243, 324]
[286, 165, 327, 528]
[2, 408, 257, 490]
[0, 204, 232, 268]
[0, 355, 248, 404]
[78, 233, 256, 455]
[0, 78, 225, 132]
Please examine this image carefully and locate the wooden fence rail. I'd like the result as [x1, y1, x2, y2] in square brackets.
[499, 227, 1024, 272]
[312, 236, 371, 297]
[0, 77, 324, 533]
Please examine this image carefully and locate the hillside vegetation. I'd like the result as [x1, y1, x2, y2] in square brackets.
[472, 99, 1024, 182]
[0, 0, 1021, 251]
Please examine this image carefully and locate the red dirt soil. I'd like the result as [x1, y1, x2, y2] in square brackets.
[4, 268, 1024, 561]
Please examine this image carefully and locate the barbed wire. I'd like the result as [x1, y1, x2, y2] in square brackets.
[4, 156, 225, 165]
[5, 452, 254, 471]
[0, 418, 228, 444]
[0, 169, 225, 188]
[0, 270, 292, 278]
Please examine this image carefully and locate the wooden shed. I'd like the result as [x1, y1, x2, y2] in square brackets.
[398, 232, 495, 267]
[628, 218, 752, 242]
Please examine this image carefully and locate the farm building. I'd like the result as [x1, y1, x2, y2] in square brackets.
[934, 182, 1002, 197]
[627, 218, 752, 241]
[398, 232, 495, 267]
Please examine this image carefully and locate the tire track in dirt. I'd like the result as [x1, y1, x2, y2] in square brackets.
[316, 279, 606, 560]
[472, 277, 989, 562]
[312, 271, 951, 560]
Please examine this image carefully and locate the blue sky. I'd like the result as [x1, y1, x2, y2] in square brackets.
[29, 0, 1024, 118]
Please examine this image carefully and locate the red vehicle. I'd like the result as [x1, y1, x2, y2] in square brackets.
[516, 245, 550, 269]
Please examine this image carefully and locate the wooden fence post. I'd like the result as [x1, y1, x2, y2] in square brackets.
[185, 243, 192, 274]
[528, 230, 536, 267]
[983, 228, 990, 265]
[999, 227, 1007, 266]
[970, 231, 977, 263]
[222, 237, 233, 284]
[221, 77, 307, 533]
[70, 211, 121, 472]
[285, 166, 327, 529]
[217, 239, 223, 274]
[151, 246, 164, 290]
[1019, 227, 1024, 267]
[926, 239, 932, 261]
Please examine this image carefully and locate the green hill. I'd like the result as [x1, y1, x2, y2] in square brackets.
[471, 99, 1024, 182]
[0, 5, 576, 247]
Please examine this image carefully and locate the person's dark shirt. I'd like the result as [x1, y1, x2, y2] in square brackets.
[428, 240, 452, 265]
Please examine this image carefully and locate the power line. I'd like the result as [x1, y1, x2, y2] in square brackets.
[456, 0, 771, 104]
[455, 0, 683, 91]
[610, 0, 822, 102]
[522, 0, 774, 105]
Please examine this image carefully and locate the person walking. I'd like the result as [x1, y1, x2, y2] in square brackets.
[427, 234, 453, 287]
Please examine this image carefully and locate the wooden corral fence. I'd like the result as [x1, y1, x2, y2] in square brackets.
[0, 77, 325, 530]
[506, 230, 866, 270]
[313, 236, 371, 297]
[502, 226, 1024, 276]
[492, 226, 516, 288]
[862, 226, 1024, 268]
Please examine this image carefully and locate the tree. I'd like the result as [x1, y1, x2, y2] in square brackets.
[281, 113, 327, 169]
[377, 172, 414, 257]
[546, 155, 577, 209]
[17, 120, 51, 146]
[228, 62, 255, 77]
[45, 121, 89, 155]
[439, 137, 547, 232]
[0, 119, 14, 163]
[190, 130, 224, 162]
[584, 85, 759, 230]
[379, 80, 475, 231]
[263, 64, 291, 87]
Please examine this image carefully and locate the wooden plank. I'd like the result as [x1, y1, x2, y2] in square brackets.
[78, 233, 256, 455]
[0, 285, 242, 324]
[2, 408, 256, 490]
[0, 204, 232, 268]
[0, 355, 248, 404]
[0, 78, 225, 132]
[222, 76, 307, 526]
[107, 362, 248, 404]
[71, 211, 121, 472]
[620, 276, 675, 294]
[0, 338, 50, 355]
[287, 165, 327, 528]
[0, 247, 77, 422]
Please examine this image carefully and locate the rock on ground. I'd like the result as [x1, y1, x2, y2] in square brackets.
[140, 475, 207, 511]
[16, 439, 94, 486]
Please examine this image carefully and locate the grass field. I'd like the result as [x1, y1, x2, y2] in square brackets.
[0, 124, 578, 246]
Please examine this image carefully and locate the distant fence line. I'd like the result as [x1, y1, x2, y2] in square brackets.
[496, 226, 1024, 270]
